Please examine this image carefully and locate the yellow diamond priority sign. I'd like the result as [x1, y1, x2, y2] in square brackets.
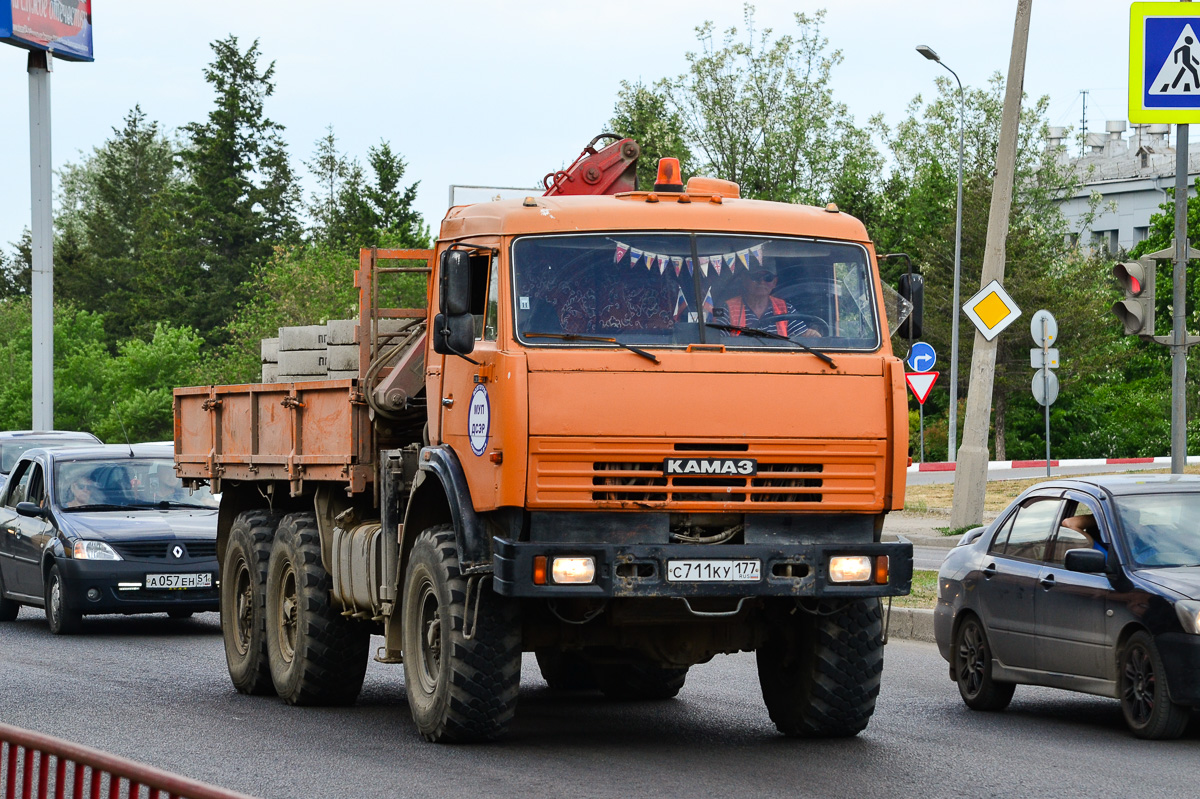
[963, 279, 1021, 341]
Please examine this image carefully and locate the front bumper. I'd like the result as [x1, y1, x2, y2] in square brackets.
[493, 537, 912, 599]
[57, 557, 219, 615]
[1157, 632, 1200, 706]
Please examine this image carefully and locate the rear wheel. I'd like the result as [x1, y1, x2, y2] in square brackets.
[756, 599, 883, 737]
[595, 660, 688, 700]
[402, 525, 522, 742]
[221, 509, 281, 695]
[265, 512, 371, 706]
[1120, 631, 1189, 740]
[953, 615, 1015, 711]
[45, 564, 82, 635]
[0, 572, 20, 622]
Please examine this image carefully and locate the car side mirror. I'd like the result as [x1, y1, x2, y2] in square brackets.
[897, 273, 923, 339]
[439, 250, 472, 316]
[432, 312, 476, 356]
[15, 501, 48, 519]
[1064, 548, 1108, 573]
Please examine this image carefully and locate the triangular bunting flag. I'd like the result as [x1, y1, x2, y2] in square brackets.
[614, 242, 629, 263]
[672, 256, 683, 276]
[751, 245, 763, 265]
[629, 248, 643, 267]
[725, 253, 737, 272]
[737, 250, 749, 268]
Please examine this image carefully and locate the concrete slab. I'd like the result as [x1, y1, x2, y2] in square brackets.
[278, 325, 328, 351]
[326, 345, 359, 372]
[278, 349, 328, 375]
[326, 318, 357, 346]
[261, 338, 278, 363]
[261, 363, 279, 383]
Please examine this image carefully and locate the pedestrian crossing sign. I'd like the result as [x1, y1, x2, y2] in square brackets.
[1130, 3, 1200, 122]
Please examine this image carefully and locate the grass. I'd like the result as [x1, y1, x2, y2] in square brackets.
[904, 464, 1200, 515]
[889, 569, 938, 609]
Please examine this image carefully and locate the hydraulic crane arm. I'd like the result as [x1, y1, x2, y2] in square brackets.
[543, 133, 641, 196]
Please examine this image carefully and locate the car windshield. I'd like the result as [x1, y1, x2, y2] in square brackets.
[2, 438, 94, 473]
[1113, 493, 1200, 567]
[512, 233, 880, 351]
[54, 457, 218, 511]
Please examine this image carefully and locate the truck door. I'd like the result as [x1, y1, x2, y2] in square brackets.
[436, 247, 503, 509]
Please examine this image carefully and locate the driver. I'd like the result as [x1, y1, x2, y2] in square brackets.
[714, 265, 821, 338]
[64, 478, 102, 508]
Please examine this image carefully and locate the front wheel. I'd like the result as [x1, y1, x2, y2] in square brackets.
[402, 525, 521, 742]
[1120, 631, 1190, 739]
[756, 599, 883, 737]
[954, 615, 1015, 711]
[45, 564, 82, 635]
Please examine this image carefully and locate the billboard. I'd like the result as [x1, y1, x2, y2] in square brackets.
[0, 0, 93, 62]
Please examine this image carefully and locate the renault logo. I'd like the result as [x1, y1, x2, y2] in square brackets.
[172, 545, 184, 559]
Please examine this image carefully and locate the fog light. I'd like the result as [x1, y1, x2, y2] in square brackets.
[551, 557, 595, 585]
[86, 588, 101, 601]
[829, 555, 872, 583]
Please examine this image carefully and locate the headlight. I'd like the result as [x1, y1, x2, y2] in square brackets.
[72, 540, 122, 560]
[551, 557, 596, 585]
[1175, 600, 1200, 635]
[829, 555, 872, 583]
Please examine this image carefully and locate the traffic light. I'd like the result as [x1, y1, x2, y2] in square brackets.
[1112, 258, 1155, 339]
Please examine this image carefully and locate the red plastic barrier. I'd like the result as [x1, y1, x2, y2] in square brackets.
[0, 723, 256, 799]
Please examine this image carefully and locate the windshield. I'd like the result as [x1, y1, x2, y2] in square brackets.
[512, 233, 880, 351]
[54, 457, 218, 511]
[2, 438, 96, 473]
[1113, 493, 1200, 568]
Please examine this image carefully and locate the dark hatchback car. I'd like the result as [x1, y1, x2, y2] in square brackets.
[0, 430, 102, 493]
[0, 444, 219, 633]
[935, 475, 1200, 739]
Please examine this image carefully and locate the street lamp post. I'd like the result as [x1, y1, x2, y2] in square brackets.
[916, 44, 965, 463]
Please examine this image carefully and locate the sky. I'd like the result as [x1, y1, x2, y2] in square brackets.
[0, 0, 1136, 253]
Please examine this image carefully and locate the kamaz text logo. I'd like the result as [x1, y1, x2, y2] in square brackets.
[662, 458, 757, 476]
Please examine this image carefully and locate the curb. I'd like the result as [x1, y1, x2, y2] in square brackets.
[883, 605, 936, 643]
[906, 455, 1200, 474]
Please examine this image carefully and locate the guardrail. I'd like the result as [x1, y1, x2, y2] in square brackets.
[0, 722, 257, 799]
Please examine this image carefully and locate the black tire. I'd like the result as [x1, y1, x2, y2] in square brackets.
[168, 610, 194, 620]
[1119, 630, 1190, 740]
[402, 525, 522, 742]
[265, 512, 371, 706]
[756, 599, 884, 737]
[954, 614, 1016, 711]
[221, 509, 281, 696]
[0, 571, 20, 622]
[535, 649, 599, 691]
[44, 563, 82, 635]
[595, 660, 688, 700]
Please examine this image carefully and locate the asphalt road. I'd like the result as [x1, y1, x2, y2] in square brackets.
[2, 605, 1197, 799]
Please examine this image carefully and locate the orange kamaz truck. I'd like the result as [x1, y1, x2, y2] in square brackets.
[174, 139, 917, 743]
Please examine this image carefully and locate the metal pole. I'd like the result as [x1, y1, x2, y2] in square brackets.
[28, 50, 54, 431]
[1172, 122, 1188, 474]
[919, 404, 925, 463]
[1043, 318, 1051, 478]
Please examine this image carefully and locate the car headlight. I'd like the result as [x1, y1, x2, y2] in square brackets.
[72, 540, 122, 561]
[1176, 600, 1200, 635]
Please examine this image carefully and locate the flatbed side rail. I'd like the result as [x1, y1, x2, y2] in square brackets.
[356, 248, 433, 380]
[0, 721, 258, 799]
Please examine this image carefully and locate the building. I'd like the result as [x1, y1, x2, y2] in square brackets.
[1055, 121, 1200, 255]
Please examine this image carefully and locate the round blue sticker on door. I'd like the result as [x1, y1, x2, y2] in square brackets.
[468, 384, 490, 456]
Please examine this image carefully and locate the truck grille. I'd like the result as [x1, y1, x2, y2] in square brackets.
[530, 438, 885, 511]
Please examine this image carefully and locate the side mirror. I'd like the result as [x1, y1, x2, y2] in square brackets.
[15, 501, 48, 520]
[897, 273, 924, 339]
[432, 313, 475, 356]
[439, 250, 472, 316]
[1064, 548, 1108, 573]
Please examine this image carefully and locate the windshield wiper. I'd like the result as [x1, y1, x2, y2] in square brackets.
[63, 504, 132, 512]
[129, 500, 214, 510]
[524, 332, 660, 363]
[704, 323, 836, 368]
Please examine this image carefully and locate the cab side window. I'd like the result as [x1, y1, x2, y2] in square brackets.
[1047, 501, 1101, 565]
[25, 465, 46, 508]
[993, 497, 1063, 562]
[987, 511, 1017, 556]
[483, 254, 499, 341]
[5, 462, 34, 508]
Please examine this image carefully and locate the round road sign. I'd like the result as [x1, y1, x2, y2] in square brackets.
[1030, 309, 1058, 347]
[1032, 368, 1059, 406]
[907, 342, 936, 372]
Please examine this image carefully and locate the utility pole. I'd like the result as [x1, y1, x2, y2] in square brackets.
[1080, 89, 1089, 157]
[28, 50, 54, 430]
[949, 0, 1033, 530]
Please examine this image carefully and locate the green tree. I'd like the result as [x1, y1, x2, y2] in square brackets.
[327, 141, 431, 254]
[662, 5, 880, 206]
[0, 232, 31, 298]
[608, 80, 694, 190]
[305, 126, 351, 246]
[55, 106, 182, 342]
[176, 35, 301, 342]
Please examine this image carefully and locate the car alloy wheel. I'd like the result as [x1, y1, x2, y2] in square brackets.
[1122, 642, 1155, 727]
[958, 620, 987, 698]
